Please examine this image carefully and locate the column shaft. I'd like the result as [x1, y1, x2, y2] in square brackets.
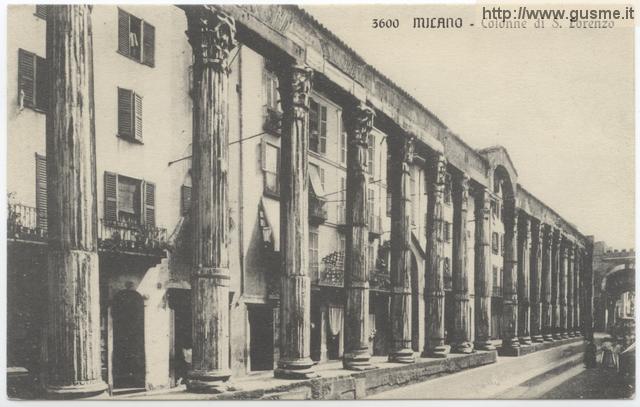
[45, 5, 107, 398]
[451, 174, 473, 354]
[552, 229, 562, 339]
[541, 224, 554, 341]
[502, 202, 519, 349]
[567, 244, 575, 337]
[389, 136, 416, 363]
[275, 65, 316, 379]
[574, 245, 581, 336]
[343, 104, 376, 370]
[474, 188, 495, 351]
[559, 238, 569, 338]
[424, 154, 449, 358]
[517, 214, 532, 345]
[530, 221, 544, 342]
[185, 9, 236, 392]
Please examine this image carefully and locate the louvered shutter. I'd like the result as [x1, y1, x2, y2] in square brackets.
[118, 9, 130, 57]
[104, 172, 118, 223]
[134, 92, 143, 141]
[18, 49, 35, 108]
[35, 56, 48, 111]
[181, 185, 192, 216]
[144, 181, 156, 227]
[260, 139, 267, 171]
[35, 5, 47, 20]
[35, 154, 47, 231]
[142, 22, 155, 67]
[117, 87, 132, 138]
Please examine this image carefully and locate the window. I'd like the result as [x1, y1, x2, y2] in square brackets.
[493, 266, 501, 296]
[261, 140, 280, 198]
[309, 226, 319, 275]
[339, 117, 347, 164]
[118, 8, 155, 67]
[34, 5, 47, 19]
[18, 49, 48, 112]
[338, 176, 346, 224]
[104, 172, 155, 227]
[367, 133, 375, 175]
[368, 242, 376, 272]
[117, 87, 143, 142]
[492, 232, 499, 254]
[264, 69, 280, 112]
[386, 188, 392, 218]
[339, 234, 346, 254]
[309, 98, 327, 154]
[181, 185, 192, 216]
[500, 234, 505, 256]
[35, 154, 47, 231]
[367, 188, 375, 222]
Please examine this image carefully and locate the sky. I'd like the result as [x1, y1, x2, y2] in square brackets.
[304, 4, 635, 249]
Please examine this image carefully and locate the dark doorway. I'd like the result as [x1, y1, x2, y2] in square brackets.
[112, 290, 145, 389]
[310, 293, 322, 362]
[248, 304, 274, 371]
[169, 289, 191, 386]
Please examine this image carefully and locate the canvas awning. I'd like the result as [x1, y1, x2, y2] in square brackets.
[309, 165, 326, 198]
[260, 197, 280, 252]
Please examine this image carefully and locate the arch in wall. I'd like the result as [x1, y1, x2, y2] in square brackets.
[112, 289, 146, 389]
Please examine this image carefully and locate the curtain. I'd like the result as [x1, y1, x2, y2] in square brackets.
[328, 306, 343, 337]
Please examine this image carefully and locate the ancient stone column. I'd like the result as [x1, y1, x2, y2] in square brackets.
[517, 214, 532, 345]
[389, 135, 416, 363]
[424, 153, 450, 358]
[530, 221, 544, 343]
[574, 244, 581, 336]
[583, 243, 595, 341]
[451, 174, 473, 354]
[541, 224, 554, 341]
[566, 245, 575, 337]
[343, 103, 376, 371]
[185, 9, 237, 392]
[551, 228, 562, 340]
[474, 187, 495, 351]
[501, 201, 519, 350]
[44, 5, 108, 398]
[559, 237, 569, 339]
[274, 65, 316, 379]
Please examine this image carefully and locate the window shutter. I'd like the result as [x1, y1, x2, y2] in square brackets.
[117, 87, 133, 138]
[320, 106, 327, 154]
[260, 139, 267, 172]
[18, 49, 35, 108]
[134, 92, 143, 141]
[144, 181, 156, 227]
[35, 56, 49, 111]
[104, 172, 118, 223]
[35, 154, 47, 231]
[142, 22, 155, 67]
[118, 9, 130, 57]
[35, 5, 47, 20]
[181, 185, 192, 216]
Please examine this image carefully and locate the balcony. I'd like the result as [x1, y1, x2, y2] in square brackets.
[7, 203, 167, 257]
[316, 251, 344, 288]
[368, 214, 383, 238]
[370, 268, 391, 292]
[262, 107, 282, 136]
[309, 195, 327, 225]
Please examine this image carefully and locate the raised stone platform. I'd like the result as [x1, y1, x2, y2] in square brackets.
[498, 336, 583, 357]
[122, 351, 497, 400]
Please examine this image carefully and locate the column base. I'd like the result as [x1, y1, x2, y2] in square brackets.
[275, 357, 318, 380]
[389, 348, 416, 363]
[532, 334, 544, 343]
[503, 337, 521, 349]
[186, 369, 233, 394]
[552, 332, 563, 340]
[452, 341, 474, 354]
[542, 333, 554, 342]
[474, 340, 496, 351]
[518, 336, 532, 346]
[343, 350, 378, 371]
[45, 381, 108, 400]
[567, 331, 576, 338]
[561, 332, 569, 339]
[422, 344, 451, 358]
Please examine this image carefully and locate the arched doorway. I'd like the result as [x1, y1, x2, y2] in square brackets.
[112, 290, 145, 389]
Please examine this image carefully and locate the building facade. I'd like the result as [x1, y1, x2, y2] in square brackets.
[6, 5, 594, 398]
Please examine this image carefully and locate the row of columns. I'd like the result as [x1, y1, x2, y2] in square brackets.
[43, 6, 592, 398]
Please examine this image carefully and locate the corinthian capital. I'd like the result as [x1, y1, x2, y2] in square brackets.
[433, 152, 447, 185]
[186, 10, 237, 71]
[291, 65, 313, 120]
[460, 174, 470, 209]
[350, 103, 375, 145]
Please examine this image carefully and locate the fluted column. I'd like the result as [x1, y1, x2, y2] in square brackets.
[541, 224, 554, 341]
[451, 174, 472, 354]
[517, 214, 532, 345]
[551, 228, 562, 339]
[45, 5, 107, 398]
[389, 135, 416, 363]
[584, 243, 595, 341]
[474, 187, 495, 351]
[530, 221, 544, 343]
[559, 237, 569, 338]
[274, 65, 316, 379]
[424, 153, 450, 358]
[501, 201, 519, 350]
[574, 244, 581, 336]
[185, 9, 237, 392]
[343, 103, 376, 371]
[567, 245, 575, 337]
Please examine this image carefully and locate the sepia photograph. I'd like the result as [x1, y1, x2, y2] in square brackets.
[2, 1, 636, 402]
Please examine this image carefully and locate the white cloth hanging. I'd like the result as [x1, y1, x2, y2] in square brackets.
[328, 306, 343, 337]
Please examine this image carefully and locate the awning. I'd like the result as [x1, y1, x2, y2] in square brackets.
[260, 197, 280, 252]
[309, 165, 326, 198]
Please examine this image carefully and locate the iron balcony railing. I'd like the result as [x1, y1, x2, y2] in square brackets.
[309, 196, 327, 225]
[8, 203, 167, 256]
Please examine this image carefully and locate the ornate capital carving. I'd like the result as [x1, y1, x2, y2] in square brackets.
[186, 10, 237, 72]
[433, 152, 447, 185]
[291, 65, 313, 120]
[402, 135, 416, 166]
[348, 103, 374, 173]
[460, 174, 470, 209]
